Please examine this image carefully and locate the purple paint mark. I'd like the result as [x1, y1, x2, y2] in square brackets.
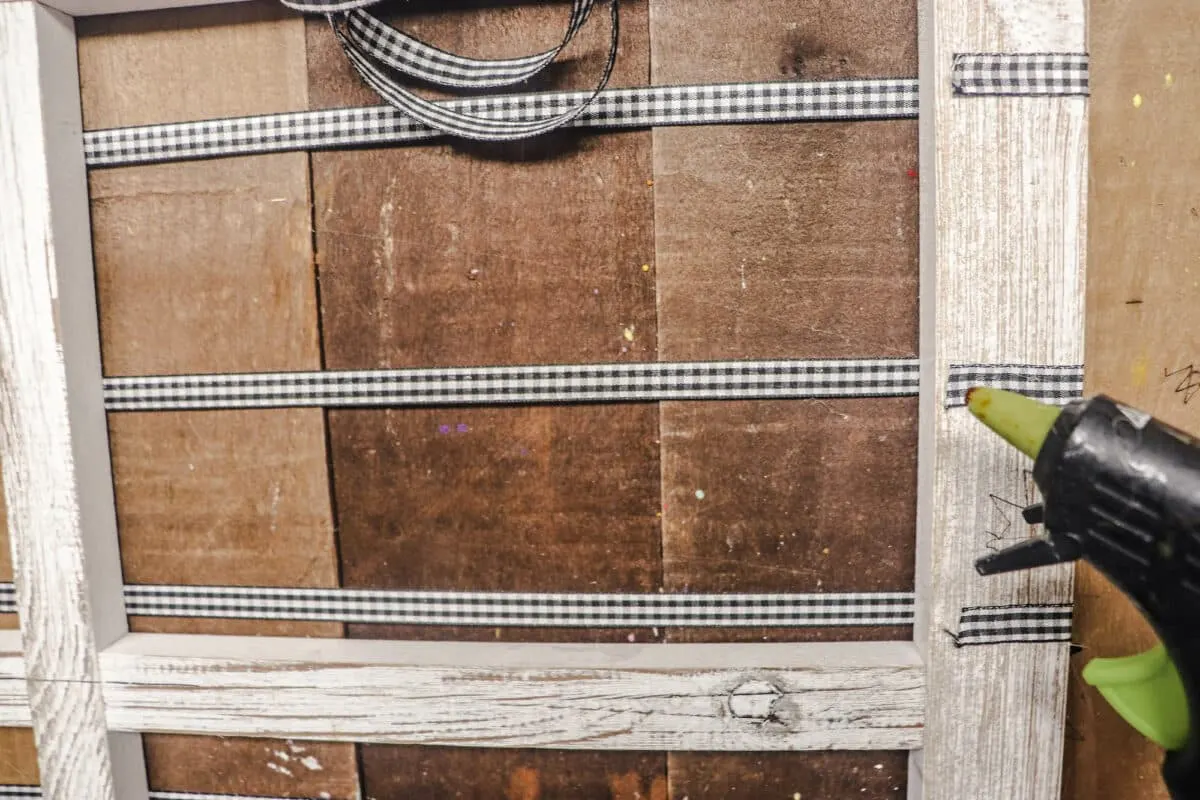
[438, 424, 451, 435]
[456, 423, 470, 433]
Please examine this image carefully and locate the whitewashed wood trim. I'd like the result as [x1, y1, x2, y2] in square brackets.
[0, 4, 147, 798]
[0, 631, 31, 727]
[34, 0, 253, 16]
[96, 634, 925, 751]
[912, 0, 1086, 798]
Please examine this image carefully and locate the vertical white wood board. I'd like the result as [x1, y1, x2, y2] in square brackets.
[913, 0, 1087, 798]
[0, 3, 148, 798]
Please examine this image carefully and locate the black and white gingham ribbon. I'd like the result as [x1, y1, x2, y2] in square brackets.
[123, 585, 915, 627]
[102, 359, 922, 412]
[82, 78, 919, 168]
[952, 604, 1073, 646]
[0, 583, 914, 627]
[333, 3, 618, 141]
[276, 0, 619, 142]
[945, 364, 1083, 407]
[337, 2, 595, 90]
[0, 583, 12, 615]
[101, 360, 1084, 412]
[951, 53, 1089, 96]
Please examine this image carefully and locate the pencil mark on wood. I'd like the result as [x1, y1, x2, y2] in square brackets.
[1164, 364, 1200, 404]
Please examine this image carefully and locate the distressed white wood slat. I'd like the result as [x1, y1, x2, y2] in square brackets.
[0, 630, 31, 727]
[98, 634, 926, 751]
[0, 4, 147, 799]
[912, 0, 1086, 797]
[36, 0, 253, 16]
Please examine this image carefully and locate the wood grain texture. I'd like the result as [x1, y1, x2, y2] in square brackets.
[1063, 1, 1200, 797]
[650, 0, 919, 649]
[0, 728, 39, 786]
[914, 0, 1086, 797]
[306, 2, 665, 795]
[97, 634, 924, 751]
[0, 631, 31, 728]
[0, 5, 147, 799]
[649, 0, 918, 795]
[76, 4, 356, 798]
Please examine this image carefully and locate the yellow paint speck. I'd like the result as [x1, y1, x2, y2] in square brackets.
[1133, 93, 1143, 108]
[623, 326, 636, 342]
[1166, 73, 1176, 88]
[821, 547, 830, 556]
[641, 264, 651, 273]
[1131, 355, 1149, 388]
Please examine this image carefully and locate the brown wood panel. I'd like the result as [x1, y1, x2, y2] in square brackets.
[1065, 0, 1200, 797]
[650, 0, 916, 795]
[0, 728, 38, 786]
[650, 0, 919, 637]
[78, 4, 356, 797]
[307, 2, 665, 796]
[668, 752, 907, 799]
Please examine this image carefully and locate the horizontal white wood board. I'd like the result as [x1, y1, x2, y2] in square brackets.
[94, 634, 926, 750]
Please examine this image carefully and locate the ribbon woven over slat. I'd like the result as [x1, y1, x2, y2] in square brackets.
[0, 582, 913, 627]
[83, 79, 920, 168]
[96, 360, 1081, 412]
[279, 0, 619, 141]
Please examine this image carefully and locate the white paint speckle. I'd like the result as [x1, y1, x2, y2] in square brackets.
[287, 740, 307, 754]
[273, 750, 291, 762]
[874, 763, 883, 770]
[319, 793, 331, 800]
[695, 489, 706, 500]
[300, 755, 324, 772]
[266, 762, 294, 777]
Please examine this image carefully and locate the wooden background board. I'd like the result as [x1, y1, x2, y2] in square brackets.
[1064, 0, 1200, 797]
[77, 5, 358, 798]
[6, 0, 917, 796]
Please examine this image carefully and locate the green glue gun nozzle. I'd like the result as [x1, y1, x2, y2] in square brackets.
[965, 386, 1062, 460]
[1084, 644, 1191, 752]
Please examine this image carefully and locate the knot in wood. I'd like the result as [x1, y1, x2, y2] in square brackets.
[728, 680, 784, 723]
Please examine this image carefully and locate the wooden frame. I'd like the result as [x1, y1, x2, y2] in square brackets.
[0, 0, 1086, 798]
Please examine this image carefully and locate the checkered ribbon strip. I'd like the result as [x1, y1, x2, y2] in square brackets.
[0, 583, 12, 614]
[945, 364, 1084, 407]
[951, 53, 1089, 96]
[953, 604, 1073, 646]
[0, 790, 40, 800]
[1, 790, 311, 800]
[121, 585, 915, 627]
[333, 2, 619, 140]
[337, 1, 594, 90]
[280, 0, 620, 141]
[82, 79, 919, 168]
[102, 359, 922, 411]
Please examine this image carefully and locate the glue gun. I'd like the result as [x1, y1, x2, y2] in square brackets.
[966, 388, 1200, 799]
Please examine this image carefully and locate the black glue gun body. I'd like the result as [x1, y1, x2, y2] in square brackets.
[975, 395, 1200, 798]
